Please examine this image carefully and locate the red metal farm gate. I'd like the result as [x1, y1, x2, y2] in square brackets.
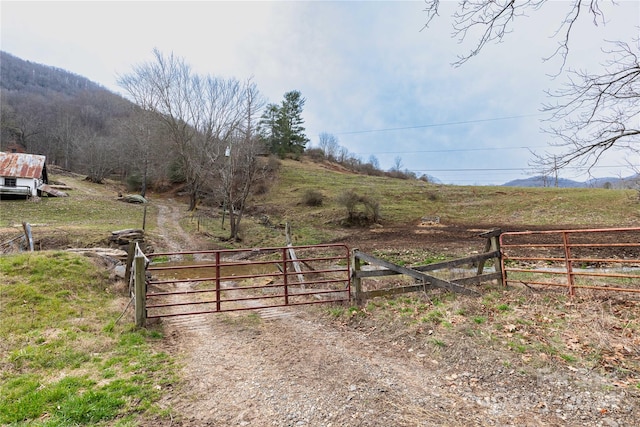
[142, 243, 351, 320]
[500, 227, 640, 295]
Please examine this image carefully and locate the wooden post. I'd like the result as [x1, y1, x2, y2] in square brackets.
[285, 222, 305, 289]
[142, 206, 147, 231]
[351, 249, 362, 305]
[134, 254, 146, 328]
[22, 222, 34, 252]
[477, 229, 502, 281]
[124, 241, 136, 294]
[490, 233, 502, 282]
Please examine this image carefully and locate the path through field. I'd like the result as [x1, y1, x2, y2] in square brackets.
[148, 199, 638, 426]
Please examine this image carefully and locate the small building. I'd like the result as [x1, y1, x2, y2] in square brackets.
[0, 152, 49, 198]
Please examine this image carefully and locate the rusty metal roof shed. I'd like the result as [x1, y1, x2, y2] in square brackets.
[0, 152, 47, 180]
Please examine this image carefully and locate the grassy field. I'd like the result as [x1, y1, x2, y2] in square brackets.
[189, 158, 640, 247]
[0, 174, 155, 250]
[1, 158, 637, 250]
[261, 159, 639, 226]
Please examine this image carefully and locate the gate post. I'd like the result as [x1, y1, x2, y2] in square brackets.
[125, 241, 136, 294]
[351, 249, 362, 305]
[134, 254, 146, 328]
[490, 231, 502, 282]
[478, 229, 503, 285]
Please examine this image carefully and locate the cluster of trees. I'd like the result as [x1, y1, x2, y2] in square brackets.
[307, 132, 431, 181]
[117, 50, 312, 239]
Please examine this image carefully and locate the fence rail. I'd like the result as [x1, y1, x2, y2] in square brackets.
[500, 227, 640, 295]
[351, 229, 502, 302]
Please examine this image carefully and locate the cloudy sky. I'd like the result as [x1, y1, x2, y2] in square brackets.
[2, 1, 639, 185]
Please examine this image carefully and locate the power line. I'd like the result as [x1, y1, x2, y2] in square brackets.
[411, 165, 632, 173]
[353, 145, 548, 155]
[335, 113, 546, 135]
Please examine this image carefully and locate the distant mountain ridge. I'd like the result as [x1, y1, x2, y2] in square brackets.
[1, 50, 106, 96]
[503, 174, 640, 188]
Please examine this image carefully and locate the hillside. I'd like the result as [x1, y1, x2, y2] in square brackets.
[4, 158, 638, 255]
[243, 159, 640, 247]
[0, 51, 106, 95]
[1, 51, 141, 182]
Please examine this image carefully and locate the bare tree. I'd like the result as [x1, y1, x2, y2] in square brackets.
[423, 1, 639, 176]
[391, 156, 403, 172]
[318, 132, 340, 160]
[119, 108, 169, 196]
[52, 107, 81, 170]
[216, 79, 267, 241]
[119, 51, 268, 238]
[78, 131, 117, 183]
[536, 40, 640, 175]
[0, 91, 46, 152]
[118, 50, 253, 210]
[118, 50, 202, 208]
[336, 146, 350, 164]
[368, 155, 380, 170]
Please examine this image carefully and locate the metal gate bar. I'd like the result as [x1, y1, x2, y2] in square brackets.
[500, 227, 640, 295]
[144, 243, 350, 318]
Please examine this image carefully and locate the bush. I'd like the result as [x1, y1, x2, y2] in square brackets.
[336, 190, 381, 225]
[336, 190, 360, 219]
[265, 155, 282, 173]
[302, 189, 324, 207]
[305, 148, 326, 162]
[361, 196, 381, 222]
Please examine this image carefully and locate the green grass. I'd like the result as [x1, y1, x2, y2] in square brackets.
[0, 251, 175, 426]
[250, 159, 639, 240]
[0, 174, 152, 249]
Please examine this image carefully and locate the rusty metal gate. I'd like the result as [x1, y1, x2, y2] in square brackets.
[500, 227, 640, 295]
[143, 243, 350, 319]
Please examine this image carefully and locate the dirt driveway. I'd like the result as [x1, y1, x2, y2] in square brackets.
[147, 200, 638, 426]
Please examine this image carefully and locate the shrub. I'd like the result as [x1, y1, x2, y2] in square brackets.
[336, 190, 381, 225]
[302, 189, 324, 207]
[305, 148, 326, 162]
[361, 196, 380, 222]
[336, 190, 360, 219]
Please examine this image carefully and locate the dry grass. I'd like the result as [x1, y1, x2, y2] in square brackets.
[325, 282, 640, 389]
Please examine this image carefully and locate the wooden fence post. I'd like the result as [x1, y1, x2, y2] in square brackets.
[124, 241, 136, 294]
[134, 254, 146, 328]
[477, 229, 503, 283]
[351, 249, 362, 305]
[22, 222, 34, 252]
[490, 232, 503, 283]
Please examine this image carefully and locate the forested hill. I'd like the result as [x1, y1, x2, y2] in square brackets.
[1, 51, 142, 183]
[1, 51, 106, 96]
